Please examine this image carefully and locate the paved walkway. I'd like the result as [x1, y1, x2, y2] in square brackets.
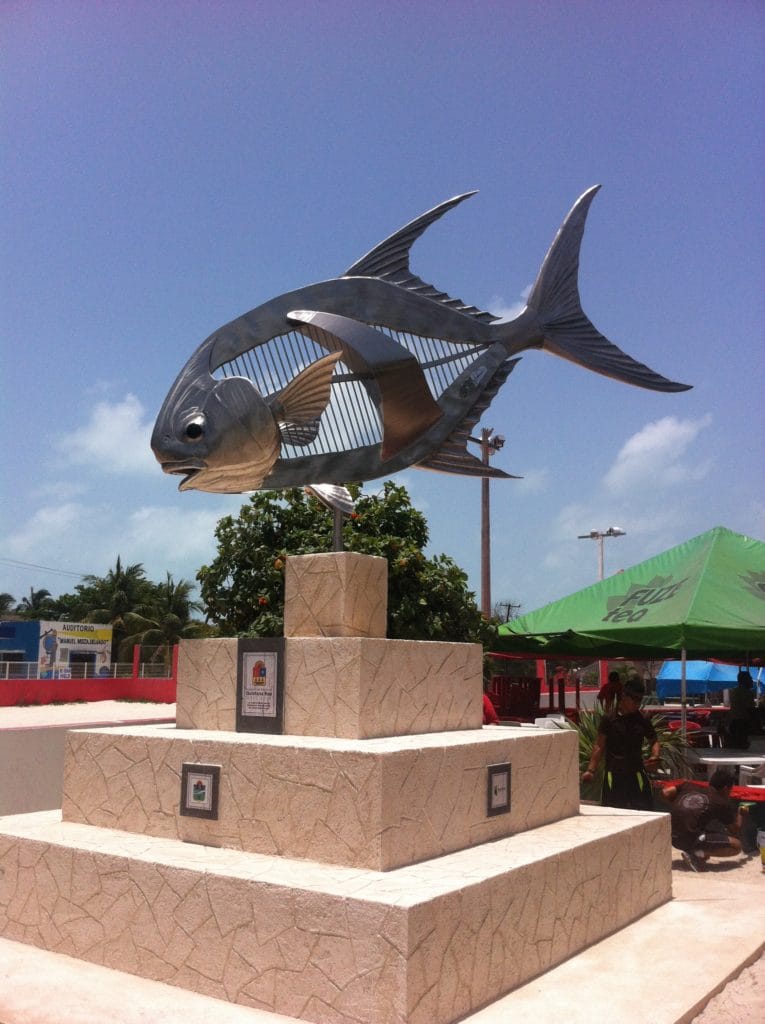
[0, 699, 175, 730]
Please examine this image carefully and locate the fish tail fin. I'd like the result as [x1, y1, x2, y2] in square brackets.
[524, 186, 691, 393]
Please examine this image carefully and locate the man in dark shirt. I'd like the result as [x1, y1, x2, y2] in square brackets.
[597, 670, 624, 711]
[727, 671, 756, 749]
[663, 769, 747, 871]
[582, 677, 660, 810]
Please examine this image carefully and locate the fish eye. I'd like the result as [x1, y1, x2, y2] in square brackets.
[184, 417, 205, 441]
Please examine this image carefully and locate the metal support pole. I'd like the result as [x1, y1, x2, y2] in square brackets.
[332, 507, 344, 552]
[480, 428, 491, 618]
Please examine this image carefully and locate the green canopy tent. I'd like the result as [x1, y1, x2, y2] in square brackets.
[495, 527, 765, 729]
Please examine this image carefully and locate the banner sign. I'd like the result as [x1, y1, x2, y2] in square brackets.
[38, 621, 112, 678]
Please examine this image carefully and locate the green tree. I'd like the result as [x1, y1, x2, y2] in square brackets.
[0, 593, 16, 615]
[198, 482, 496, 646]
[119, 573, 212, 665]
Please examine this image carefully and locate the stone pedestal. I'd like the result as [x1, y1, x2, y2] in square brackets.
[0, 552, 672, 1024]
[284, 551, 388, 637]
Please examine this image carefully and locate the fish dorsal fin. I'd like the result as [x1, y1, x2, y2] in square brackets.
[343, 193, 498, 324]
[270, 351, 341, 428]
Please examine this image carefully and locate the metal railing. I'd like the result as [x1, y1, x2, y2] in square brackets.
[0, 661, 173, 681]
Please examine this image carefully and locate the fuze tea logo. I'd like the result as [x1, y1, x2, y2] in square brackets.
[741, 571, 765, 602]
[602, 575, 688, 623]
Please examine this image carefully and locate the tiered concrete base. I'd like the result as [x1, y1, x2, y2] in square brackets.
[0, 805, 670, 1024]
[0, 555, 675, 1023]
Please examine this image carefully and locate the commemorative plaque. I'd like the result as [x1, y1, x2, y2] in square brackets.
[236, 637, 285, 734]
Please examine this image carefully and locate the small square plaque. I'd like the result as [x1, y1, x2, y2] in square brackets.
[236, 637, 285, 733]
[180, 763, 221, 819]
[487, 762, 511, 817]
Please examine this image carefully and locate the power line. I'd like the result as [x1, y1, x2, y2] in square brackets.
[0, 557, 93, 580]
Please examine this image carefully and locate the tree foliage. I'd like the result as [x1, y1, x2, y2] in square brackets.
[118, 573, 210, 664]
[22, 558, 210, 663]
[198, 482, 496, 647]
[15, 587, 55, 619]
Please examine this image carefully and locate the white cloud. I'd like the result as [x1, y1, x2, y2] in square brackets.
[3, 495, 244, 598]
[488, 285, 531, 323]
[514, 468, 549, 495]
[55, 394, 156, 474]
[6, 503, 93, 560]
[123, 504, 242, 576]
[4, 502, 109, 582]
[603, 415, 713, 495]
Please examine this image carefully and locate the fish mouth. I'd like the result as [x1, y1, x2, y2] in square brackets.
[160, 458, 206, 490]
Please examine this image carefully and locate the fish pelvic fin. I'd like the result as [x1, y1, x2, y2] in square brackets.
[524, 186, 692, 393]
[343, 193, 498, 324]
[417, 357, 523, 479]
[416, 445, 520, 479]
[271, 351, 341, 434]
[305, 484, 355, 516]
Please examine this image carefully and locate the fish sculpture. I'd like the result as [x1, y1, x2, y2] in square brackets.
[151, 186, 690, 495]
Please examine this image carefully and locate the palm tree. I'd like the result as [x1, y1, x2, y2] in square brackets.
[82, 556, 151, 657]
[15, 587, 54, 619]
[0, 593, 16, 616]
[82, 556, 149, 619]
[119, 574, 211, 666]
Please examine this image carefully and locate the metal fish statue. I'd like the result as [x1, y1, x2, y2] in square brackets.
[151, 186, 690, 494]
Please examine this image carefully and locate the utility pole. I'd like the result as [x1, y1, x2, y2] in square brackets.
[469, 427, 505, 618]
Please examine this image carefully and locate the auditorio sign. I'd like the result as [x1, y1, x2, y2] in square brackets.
[38, 620, 112, 678]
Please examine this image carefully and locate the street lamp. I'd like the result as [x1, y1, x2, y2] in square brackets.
[578, 527, 625, 689]
[577, 526, 626, 581]
[468, 427, 505, 618]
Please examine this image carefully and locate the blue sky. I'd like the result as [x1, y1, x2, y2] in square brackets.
[2, 1, 764, 617]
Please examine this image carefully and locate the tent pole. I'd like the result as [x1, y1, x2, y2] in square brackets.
[680, 648, 687, 742]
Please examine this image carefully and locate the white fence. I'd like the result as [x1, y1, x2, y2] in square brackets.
[0, 661, 173, 681]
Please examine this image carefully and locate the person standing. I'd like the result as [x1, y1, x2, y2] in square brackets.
[597, 669, 624, 711]
[483, 691, 500, 725]
[581, 677, 660, 810]
[727, 670, 756, 749]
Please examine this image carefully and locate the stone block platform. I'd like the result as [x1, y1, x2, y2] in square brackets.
[0, 805, 670, 1024]
[61, 725, 579, 870]
[177, 636, 483, 739]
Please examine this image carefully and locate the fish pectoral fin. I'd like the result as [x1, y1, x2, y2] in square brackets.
[273, 351, 342, 425]
[280, 419, 321, 446]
